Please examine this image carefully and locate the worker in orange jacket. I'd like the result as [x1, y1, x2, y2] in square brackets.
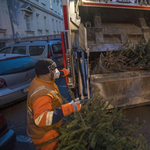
[27, 58, 81, 150]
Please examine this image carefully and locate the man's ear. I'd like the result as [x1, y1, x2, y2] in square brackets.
[46, 73, 51, 77]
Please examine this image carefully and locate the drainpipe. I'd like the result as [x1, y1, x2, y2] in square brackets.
[6, 0, 15, 41]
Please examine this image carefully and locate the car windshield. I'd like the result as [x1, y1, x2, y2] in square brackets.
[0, 47, 11, 54]
[52, 44, 62, 54]
[0, 56, 36, 75]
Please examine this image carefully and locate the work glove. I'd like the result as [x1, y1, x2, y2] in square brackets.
[61, 98, 81, 116]
[69, 98, 81, 112]
[60, 68, 69, 77]
[74, 98, 80, 104]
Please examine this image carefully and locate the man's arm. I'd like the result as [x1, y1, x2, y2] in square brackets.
[32, 96, 81, 127]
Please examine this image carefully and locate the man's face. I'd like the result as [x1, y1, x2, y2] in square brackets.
[47, 69, 56, 81]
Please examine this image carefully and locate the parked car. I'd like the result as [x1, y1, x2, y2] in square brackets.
[0, 114, 16, 150]
[0, 54, 36, 107]
[0, 39, 64, 69]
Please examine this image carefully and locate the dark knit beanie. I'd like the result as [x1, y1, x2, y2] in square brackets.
[35, 58, 57, 75]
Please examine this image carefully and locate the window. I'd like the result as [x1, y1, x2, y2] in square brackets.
[61, 5, 63, 16]
[12, 46, 26, 54]
[0, 16, 2, 29]
[29, 46, 45, 56]
[57, 0, 59, 11]
[52, 19, 55, 33]
[0, 8, 4, 29]
[44, 16, 47, 30]
[25, 15, 31, 31]
[59, 21, 61, 32]
[56, 20, 59, 33]
[52, 44, 62, 54]
[0, 56, 36, 75]
[0, 47, 11, 53]
[36, 14, 40, 29]
[50, 0, 52, 9]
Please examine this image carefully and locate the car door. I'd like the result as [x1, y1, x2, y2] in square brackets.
[12, 46, 26, 55]
[29, 45, 47, 61]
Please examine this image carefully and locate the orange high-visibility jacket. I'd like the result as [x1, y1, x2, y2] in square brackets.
[27, 70, 79, 149]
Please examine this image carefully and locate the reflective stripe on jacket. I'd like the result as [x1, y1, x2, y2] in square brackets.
[27, 76, 63, 139]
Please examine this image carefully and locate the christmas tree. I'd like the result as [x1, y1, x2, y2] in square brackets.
[91, 39, 150, 74]
[36, 91, 150, 150]
[56, 92, 150, 150]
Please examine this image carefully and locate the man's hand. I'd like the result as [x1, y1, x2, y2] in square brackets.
[74, 98, 80, 103]
[60, 68, 69, 77]
[69, 98, 81, 112]
[61, 98, 81, 116]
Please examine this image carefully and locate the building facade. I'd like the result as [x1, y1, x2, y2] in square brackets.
[0, 0, 64, 48]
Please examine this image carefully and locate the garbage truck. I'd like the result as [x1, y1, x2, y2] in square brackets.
[61, 0, 150, 108]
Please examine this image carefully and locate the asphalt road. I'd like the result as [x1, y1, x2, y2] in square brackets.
[0, 99, 36, 150]
[124, 105, 150, 146]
